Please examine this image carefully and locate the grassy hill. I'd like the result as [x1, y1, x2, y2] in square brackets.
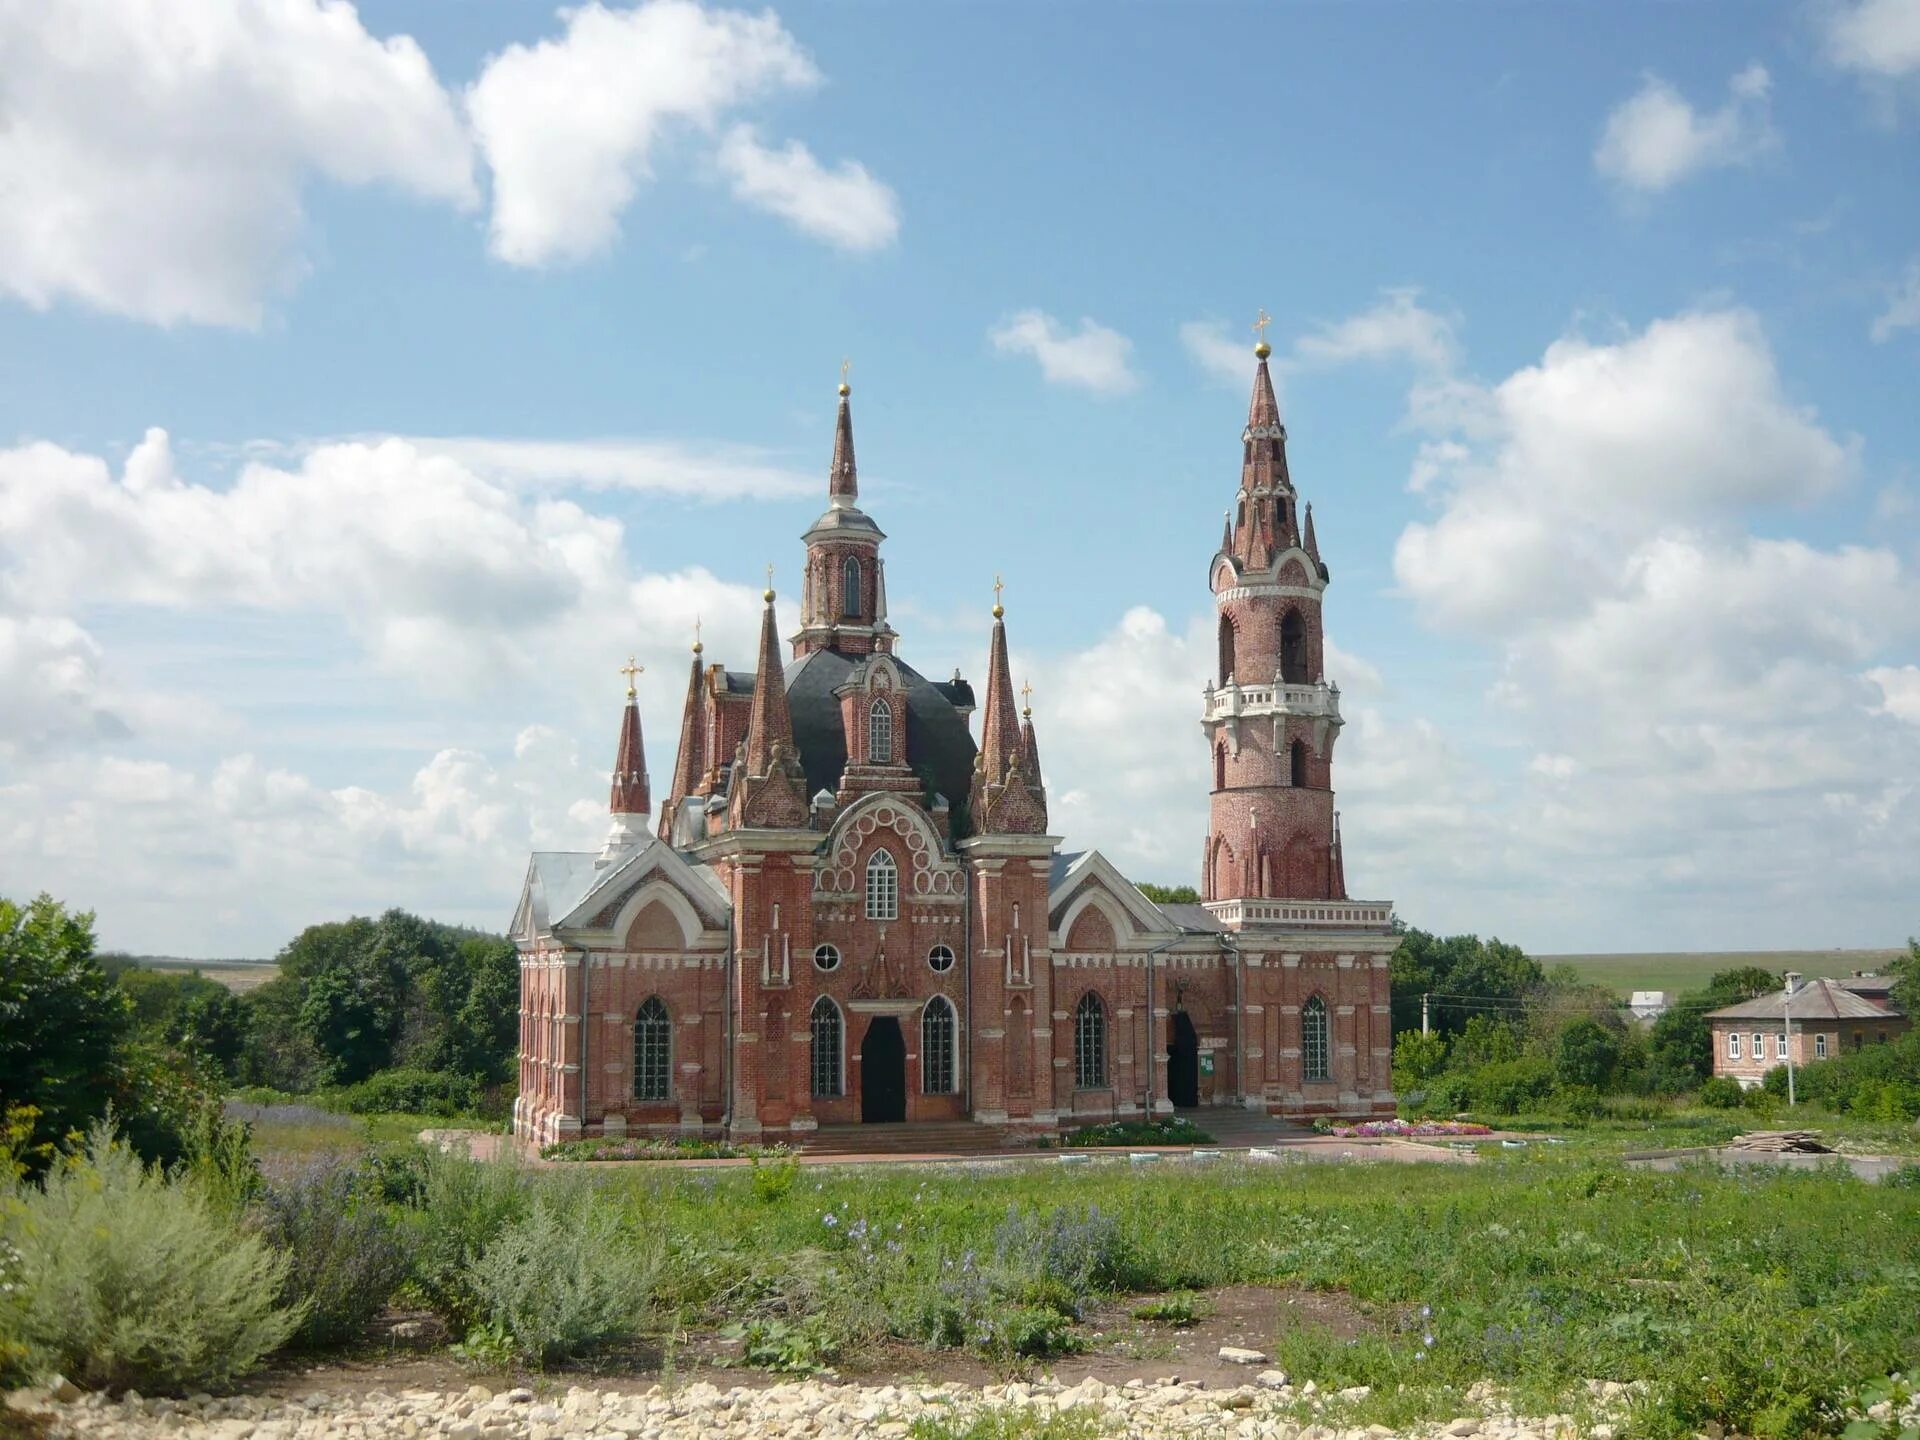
[1543, 948, 1905, 998]
[109, 954, 281, 993]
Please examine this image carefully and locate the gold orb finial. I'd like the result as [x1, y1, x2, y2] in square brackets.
[838, 357, 851, 397]
[1253, 308, 1273, 359]
[764, 563, 775, 604]
[692, 616, 703, 655]
[1020, 679, 1033, 719]
[992, 573, 1005, 620]
[620, 655, 643, 698]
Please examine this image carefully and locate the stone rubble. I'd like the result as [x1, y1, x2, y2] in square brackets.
[0, 1374, 1679, 1440]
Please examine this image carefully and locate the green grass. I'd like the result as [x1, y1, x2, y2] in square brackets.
[1542, 948, 1904, 998]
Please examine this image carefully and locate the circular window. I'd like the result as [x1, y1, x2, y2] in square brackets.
[927, 945, 955, 974]
[813, 944, 841, 973]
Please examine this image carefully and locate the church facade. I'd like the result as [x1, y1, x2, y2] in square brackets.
[511, 341, 1397, 1144]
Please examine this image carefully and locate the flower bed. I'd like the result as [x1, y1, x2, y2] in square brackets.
[1057, 1117, 1216, 1148]
[1323, 1119, 1493, 1139]
[539, 1136, 792, 1162]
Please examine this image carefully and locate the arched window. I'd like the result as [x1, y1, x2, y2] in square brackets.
[1302, 995, 1330, 1081]
[842, 555, 863, 619]
[921, 996, 956, 1095]
[634, 996, 671, 1101]
[813, 943, 841, 972]
[868, 698, 893, 764]
[1280, 609, 1308, 683]
[865, 850, 898, 920]
[1074, 992, 1107, 1089]
[1218, 613, 1237, 683]
[1214, 743, 1227, 792]
[927, 945, 955, 973]
[1290, 739, 1308, 788]
[810, 996, 843, 1098]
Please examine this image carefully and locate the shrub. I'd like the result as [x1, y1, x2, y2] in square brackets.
[464, 1195, 659, 1366]
[750, 1154, 799, 1203]
[1, 1125, 299, 1392]
[403, 1149, 535, 1333]
[990, 1204, 1133, 1314]
[1556, 1084, 1602, 1121]
[1464, 1057, 1554, 1115]
[324, 1067, 478, 1117]
[1059, 1117, 1212, 1147]
[254, 1157, 411, 1349]
[1699, 1076, 1746, 1109]
[1760, 1064, 1791, 1098]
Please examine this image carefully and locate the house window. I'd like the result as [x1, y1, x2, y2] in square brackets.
[1728, 1032, 1742, 1060]
[922, 996, 956, 1095]
[842, 555, 863, 619]
[1074, 992, 1107, 1088]
[813, 943, 841, 972]
[1815, 1033, 1828, 1059]
[1775, 1033, 1788, 1060]
[1302, 995, 1330, 1080]
[868, 698, 893, 764]
[927, 944, 955, 973]
[634, 997, 671, 1102]
[1752, 1033, 1764, 1062]
[1280, 609, 1308, 684]
[865, 850, 898, 920]
[810, 997, 843, 1098]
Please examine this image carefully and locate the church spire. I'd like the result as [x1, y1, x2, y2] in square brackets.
[1233, 315, 1295, 564]
[610, 657, 649, 818]
[968, 580, 1047, 835]
[731, 578, 809, 829]
[660, 628, 709, 838]
[828, 363, 857, 509]
[1019, 681, 1044, 788]
[1304, 501, 1321, 564]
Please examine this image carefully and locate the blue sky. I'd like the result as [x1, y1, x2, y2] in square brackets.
[1, 0, 1916, 958]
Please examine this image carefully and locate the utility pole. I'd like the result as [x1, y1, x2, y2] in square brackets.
[1422, 992, 1431, 1037]
[1783, 971, 1800, 1107]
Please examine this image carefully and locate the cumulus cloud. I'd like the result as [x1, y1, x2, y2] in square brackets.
[0, 614, 128, 759]
[1180, 320, 1257, 387]
[989, 311, 1140, 395]
[468, 0, 842, 266]
[717, 126, 900, 251]
[1819, 0, 1920, 79]
[395, 436, 815, 500]
[1594, 64, 1777, 194]
[1871, 258, 1920, 340]
[1868, 664, 1920, 722]
[0, 0, 475, 327]
[1291, 289, 1460, 372]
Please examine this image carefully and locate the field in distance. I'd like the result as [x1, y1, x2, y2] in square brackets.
[119, 954, 281, 993]
[1544, 947, 1905, 997]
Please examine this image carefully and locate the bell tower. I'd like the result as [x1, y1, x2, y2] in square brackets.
[1201, 319, 1346, 905]
[792, 368, 895, 659]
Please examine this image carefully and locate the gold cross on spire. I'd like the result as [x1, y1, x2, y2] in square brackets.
[620, 655, 643, 698]
[1253, 308, 1272, 344]
[692, 615, 703, 655]
[764, 563, 775, 603]
[1020, 679, 1033, 718]
[839, 356, 851, 397]
[992, 572, 1005, 619]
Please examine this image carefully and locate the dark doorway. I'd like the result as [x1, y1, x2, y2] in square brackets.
[1168, 1011, 1200, 1109]
[861, 1017, 907, 1122]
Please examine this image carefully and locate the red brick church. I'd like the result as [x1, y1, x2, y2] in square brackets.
[512, 338, 1397, 1144]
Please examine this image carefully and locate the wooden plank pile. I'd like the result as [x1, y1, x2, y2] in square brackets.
[1724, 1130, 1832, 1154]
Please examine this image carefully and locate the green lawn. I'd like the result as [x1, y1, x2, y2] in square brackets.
[1543, 948, 1905, 998]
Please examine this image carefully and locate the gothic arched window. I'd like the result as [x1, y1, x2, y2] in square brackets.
[921, 995, 956, 1095]
[1214, 743, 1227, 791]
[1302, 995, 1330, 1081]
[842, 555, 863, 619]
[1291, 739, 1308, 788]
[865, 850, 898, 920]
[868, 698, 893, 764]
[1280, 609, 1308, 684]
[634, 996, 671, 1102]
[810, 996, 843, 1098]
[1218, 613, 1237, 684]
[1074, 992, 1107, 1089]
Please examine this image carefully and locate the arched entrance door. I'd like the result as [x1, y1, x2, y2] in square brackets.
[860, 1016, 907, 1122]
[1168, 1011, 1200, 1108]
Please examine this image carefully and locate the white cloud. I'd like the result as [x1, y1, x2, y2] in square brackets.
[1868, 664, 1920, 722]
[717, 126, 900, 252]
[0, 614, 127, 758]
[989, 311, 1140, 395]
[468, 0, 822, 266]
[0, 0, 475, 327]
[1871, 258, 1920, 340]
[1180, 320, 1256, 387]
[1291, 289, 1459, 372]
[1395, 309, 1853, 629]
[395, 436, 815, 500]
[1820, 0, 1920, 79]
[1594, 64, 1777, 194]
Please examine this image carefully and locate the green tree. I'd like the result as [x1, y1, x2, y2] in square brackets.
[1389, 928, 1542, 1036]
[1555, 1016, 1623, 1090]
[1134, 883, 1201, 906]
[1889, 937, 1919, 1020]
[0, 895, 131, 1158]
[1391, 1029, 1449, 1091]
[1703, 966, 1780, 1005]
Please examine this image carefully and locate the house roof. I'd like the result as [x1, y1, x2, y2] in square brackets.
[782, 649, 978, 819]
[1708, 976, 1902, 1023]
[1160, 902, 1225, 933]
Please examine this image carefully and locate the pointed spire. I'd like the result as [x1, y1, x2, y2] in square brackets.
[1220, 510, 1233, 553]
[1238, 316, 1292, 509]
[1247, 350, 1281, 432]
[1304, 501, 1320, 562]
[977, 589, 1019, 785]
[969, 584, 1047, 835]
[828, 365, 858, 509]
[1019, 680, 1044, 788]
[743, 582, 794, 776]
[610, 657, 649, 817]
[660, 628, 709, 837]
